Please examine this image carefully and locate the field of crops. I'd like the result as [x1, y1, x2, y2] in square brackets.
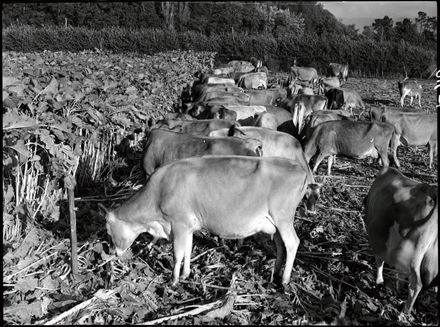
[2, 50, 438, 325]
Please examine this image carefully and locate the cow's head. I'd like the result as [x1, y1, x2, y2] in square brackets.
[303, 183, 321, 214]
[99, 203, 135, 257]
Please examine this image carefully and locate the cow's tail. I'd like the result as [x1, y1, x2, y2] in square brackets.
[303, 127, 319, 163]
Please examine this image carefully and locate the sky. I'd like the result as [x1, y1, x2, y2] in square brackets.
[320, 1, 437, 30]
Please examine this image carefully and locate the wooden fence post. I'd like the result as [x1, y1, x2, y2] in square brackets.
[65, 175, 78, 275]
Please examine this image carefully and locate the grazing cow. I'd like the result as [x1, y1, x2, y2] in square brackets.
[304, 120, 395, 175]
[228, 60, 256, 73]
[398, 78, 422, 107]
[301, 110, 353, 144]
[209, 126, 321, 212]
[370, 108, 437, 168]
[142, 129, 262, 176]
[328, 63, 349, 82]
[290, 64, 319, 87]
[220, 105, 267, 121]
[288, 80, 315, 96]
[246, 88, 288, 105]
[153, 119, 238, 136]
[318, 76, 341, 94]
[364, 167, 438, 315]
[237, 72, 268, 89]
[279, 94, 328, 134]
[104, 155, 319, 286]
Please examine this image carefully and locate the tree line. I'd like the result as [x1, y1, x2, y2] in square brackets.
[2, 2, 436, 77]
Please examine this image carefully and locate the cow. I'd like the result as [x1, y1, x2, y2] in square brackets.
[184, 96, 249, 114]
[198, 90, 250, 103]
[191, 84, 243, 102]
[103, 155, 319, 286]
[246, 88, 287, 105]
[370, 108, 437, 168]
[251, 112, 278, 130]
[328, 63, 349, 82]
[152, 119, 239, 136]
[325, 88, 345, 110]
[318, 76, 341, 95]
[228, 60, 256, 73]
[142, 129, 262, 176]
[364, 167, 438, 315]
[201, 75, 236, 85]
[301, 110, 353, 145]
[220, 105, 267, 121]
[237, 72, 268, 89]
[264, 105, 292, 126]
[398, 78, 422, 107]
[189, 104, 238, 121]
[288, 79, 315, 96]
[208, 126, 321, 213]
[290, 64, 319, 87]
[279, 94, 328, 134]
[304, 120, 395, 175]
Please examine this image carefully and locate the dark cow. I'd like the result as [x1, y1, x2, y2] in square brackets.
[325, 88, 345, 109]
[304, 120, 395, 175]
[152, 119, 239, 136]
[398, 78, 422, 107]
[142, 129, 262, 176]
[370, 107, 437, 168]
[318, 76, 341, 94]
[328, 63, 349, 82]
[364, 167, 438, 315]
[104, 155, 318, 285]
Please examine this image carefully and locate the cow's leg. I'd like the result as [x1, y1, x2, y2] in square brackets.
[375, 256, 385, 284]
[277, 220, 300, 285]
[403, 266, 423, 314]
[409, 96, 414, 106]
[312, 152, 327, 174]
[171, 227, 189, 285]
[181, 232, 193, 280]
[390, 134, 401, 168]
[272, 231, 285, 283]
[327, 155, 334, 176]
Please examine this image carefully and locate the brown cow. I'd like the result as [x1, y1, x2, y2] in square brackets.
[364, 167, 437, 315]
[370, 107, 437, 168]
[304, 120, 395, 175]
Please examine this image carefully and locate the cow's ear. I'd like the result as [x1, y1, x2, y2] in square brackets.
[227, 124, 236, 136]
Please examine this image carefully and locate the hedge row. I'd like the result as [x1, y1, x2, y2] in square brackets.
[2, 25, 436, 78]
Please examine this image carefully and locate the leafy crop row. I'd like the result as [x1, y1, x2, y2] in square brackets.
[3, 49, 215, 244]
[2, 25, 436, 78]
